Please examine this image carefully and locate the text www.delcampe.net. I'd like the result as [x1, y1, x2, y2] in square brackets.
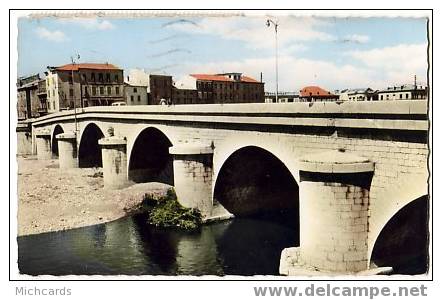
[253, 284, 428, 298]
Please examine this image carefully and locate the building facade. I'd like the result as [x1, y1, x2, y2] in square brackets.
[17, 74, 47, 120]
[174, 73, 264, 104]
[378, 84, 427, 101]
[299, 86, 339, 102]
[149, 75, 173, 105]
[46, 63, 125, 113]
[265, 92, 300, 103]
[338, 88, 378, 101]
[124, 83, 149, 105]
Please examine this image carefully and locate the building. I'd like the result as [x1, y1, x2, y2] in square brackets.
[17, 74, 48, 120]
[124, 83, 149, 105]
[45, 63, 125, 113]
[299, 86, 339, 102]
[36, 78, 48, 115]
[149, 74, 173, 105]
[377, 84, 427, 101]
[265, 92, 300, 103]
[338, 88, 378, 101]
[174, 72, 264, 104]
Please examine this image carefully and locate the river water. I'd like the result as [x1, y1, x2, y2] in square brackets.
[18, 213, 298, 276]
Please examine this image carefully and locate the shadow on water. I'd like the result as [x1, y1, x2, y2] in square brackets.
[18, 209, 298, 276]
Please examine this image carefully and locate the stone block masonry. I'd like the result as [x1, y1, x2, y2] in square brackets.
[28, 101, 429, 274]
[35, 131, 52, 160]
[99, 136, 129, 190]
[56, 132, 78, 169]
[296, 150, 374, 273]
[170, 143, 214, 217]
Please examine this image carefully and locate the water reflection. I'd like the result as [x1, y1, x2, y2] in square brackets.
[18, 213, 298, 276]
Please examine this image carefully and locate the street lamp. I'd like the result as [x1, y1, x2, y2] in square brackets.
[70, 53, 80, 132]
[266, 18, 279, 103]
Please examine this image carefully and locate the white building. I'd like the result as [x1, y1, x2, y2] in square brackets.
[338, 88, 377, 101]
[378, 84, 427, 101]
[124, 83, 149, 105]
[264, 92, 299, 103]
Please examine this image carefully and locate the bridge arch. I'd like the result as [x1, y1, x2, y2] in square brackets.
[370, 195, 429, 274]
[368, 173, 429, 273]
[51, 124, 64, 157]
[78, 122, 105, 168]
[128, 126, 174, 185]
[213, 145, 299, 221]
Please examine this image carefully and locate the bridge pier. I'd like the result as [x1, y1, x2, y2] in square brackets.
[56, 132, 78, 169]
[99, 136, 129, 189]
[280, 150, 375, 275]
[16, 123, 33, 155]
[170, 143, 214, 218]
[35, 131, 52, 160]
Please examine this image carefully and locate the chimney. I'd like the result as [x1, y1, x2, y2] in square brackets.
[260, 72, 263, 83]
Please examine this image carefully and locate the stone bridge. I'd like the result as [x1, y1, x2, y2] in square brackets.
[17, 100, 430, 275]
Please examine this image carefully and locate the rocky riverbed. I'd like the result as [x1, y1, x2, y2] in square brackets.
[16, 156, 170, 236]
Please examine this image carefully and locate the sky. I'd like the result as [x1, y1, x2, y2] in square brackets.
[17, 14, 429, 92]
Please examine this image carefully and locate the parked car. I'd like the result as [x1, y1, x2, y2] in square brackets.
[111, 102, 127, 106]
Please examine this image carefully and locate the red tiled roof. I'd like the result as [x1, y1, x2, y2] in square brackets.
[55, 63, 121, 71]
[300, 86, 336, 97]
[191, 74, 233, 82]
[190, 74, 260, 83]
[241, 75, 260, 83]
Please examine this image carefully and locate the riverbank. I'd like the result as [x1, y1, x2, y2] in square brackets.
[17, 156, 170, 236]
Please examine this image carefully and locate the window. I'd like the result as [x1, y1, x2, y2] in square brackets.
[406, 93, 409, 99]
[380, 95, 383, 100]
[137, 95, 141, 102]
[130, 95, 134, 102]
[100, 86, 104, 95]
[91, 73, 96, 81]
[99, 73, 103, 81]
[107, 86, 111, 95]
[69, 89, 74, 97]
[115, 75, 119, 81]
[92, 86, 97, 96]
[400, 94, 403, 99]
[133, 87, 137, 93]
[82, 74, 87, 81]
[116, 86, 120, 95]
[84, 86, 88, 94]
[106, 73, 110, 82]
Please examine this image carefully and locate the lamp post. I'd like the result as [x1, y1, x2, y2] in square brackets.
[70, 54, 80, 132]
[266, 18, 279, 103]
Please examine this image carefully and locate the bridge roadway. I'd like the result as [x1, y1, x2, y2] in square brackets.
[18, 100, 430, 275]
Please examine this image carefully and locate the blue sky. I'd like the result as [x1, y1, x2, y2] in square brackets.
[17, 14, 428, 91]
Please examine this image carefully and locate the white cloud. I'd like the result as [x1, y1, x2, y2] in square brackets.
[168, 16, 333, 50]
[35, 27, 67, 42]
[345, 43, 427, 84]
[58, 18, 115, 30]
[173, 55, 380, 92]
[173, 41, 428, 92]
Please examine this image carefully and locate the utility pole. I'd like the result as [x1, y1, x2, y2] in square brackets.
[266, 18, 279, 103]
[70, 54, 80, 132]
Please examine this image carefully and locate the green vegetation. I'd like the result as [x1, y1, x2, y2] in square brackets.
[141, 188, 202, 230]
